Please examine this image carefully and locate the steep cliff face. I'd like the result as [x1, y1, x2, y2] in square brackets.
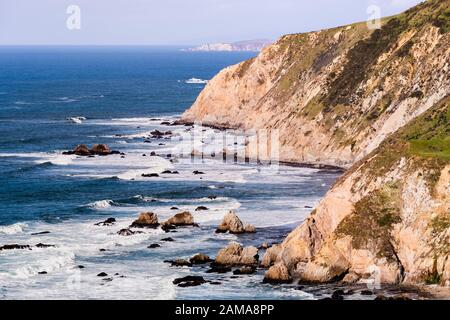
[182, 0, 450, 287]
[182, 0, 450, 168]
[264, 96, 449, 286]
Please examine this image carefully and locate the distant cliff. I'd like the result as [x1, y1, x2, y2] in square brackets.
[182, 0, 450, 287]
[183, 39, 272, 52]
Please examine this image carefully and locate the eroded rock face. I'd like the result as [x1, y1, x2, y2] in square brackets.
[130, 212, 159, 228]
[181, 2, 450, 169]
[215, 242, 259, 266]
[216, 211, 256, 234]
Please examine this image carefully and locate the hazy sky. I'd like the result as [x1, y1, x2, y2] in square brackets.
[0, 0, 423, 45]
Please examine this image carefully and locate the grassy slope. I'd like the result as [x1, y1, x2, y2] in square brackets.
[335, 95, 449, 274]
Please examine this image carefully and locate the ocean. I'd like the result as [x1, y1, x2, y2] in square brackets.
[0, 46, 340, 299]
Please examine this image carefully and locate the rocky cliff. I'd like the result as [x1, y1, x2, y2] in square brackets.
[182, 0, 450, 168]
[182, 0, 450, 287]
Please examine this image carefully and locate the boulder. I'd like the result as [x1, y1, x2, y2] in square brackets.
[263, 263, 292, 284]
[164, 259, 192, 267]
[148, 244, 161, 249]
[173, 276, 206, 287]
[216, 211, 251, 234]
[117, 228, 142, 236]
[206, 263, 232, 274]
[130, 212, 159, 228]
[95, 217, 116, 226]
[91, 144, 111, 155]
[189, 253, 212, 264]
[215, 242, 259, 266]
[260, 244, 282, 268]
[195, 206, 208, 211]
[244, 224, 256, 233]
[73, 144, 91, 156]
[165, 211, 194, 226]
[233, 266, 257, 275]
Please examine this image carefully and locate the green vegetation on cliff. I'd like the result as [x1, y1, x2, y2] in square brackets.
[336, 95, 449, 260]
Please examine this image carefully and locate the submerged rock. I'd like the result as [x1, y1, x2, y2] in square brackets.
[0, 244, 31, 251]
[173, 276, 206, 287]
[195, 206, 208, 211]
[233, 266, 257, 275]
[148, 243, 161, 249]
[95, 217, 116, 226]
[164, 259, 192, 267]
[117, 228, 142, 236]
[130, 212, 159, 228]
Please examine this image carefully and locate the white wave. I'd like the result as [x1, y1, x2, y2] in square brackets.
[66, 117, 86, 124]
[4, 250, 75, 280]
[185, 78, 209, 84]
[88, 200, 115, 209]
[0, 223, 27, 235]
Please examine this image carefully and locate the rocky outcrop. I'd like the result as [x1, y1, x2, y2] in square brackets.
[130, 212, 159, 228]
[265, 97, 450, 286]
[63, 144, 120, 156]
[182, 0, 450, 169]
[215, 242, 259, 266]
[181, 0, 450, 288]
[165, 211, 194, 226]
[216, 211, 256, 234]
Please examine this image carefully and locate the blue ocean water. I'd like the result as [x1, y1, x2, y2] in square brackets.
[0, 46, 340, 299]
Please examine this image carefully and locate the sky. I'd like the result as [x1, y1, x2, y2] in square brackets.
[0, 0, 424, 45]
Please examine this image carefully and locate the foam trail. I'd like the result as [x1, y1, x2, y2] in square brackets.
[0, 223, 27, 235]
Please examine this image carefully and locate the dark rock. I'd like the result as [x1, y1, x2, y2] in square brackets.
[99, 248, 107, 252]
[331, 290, 345, 300]
[161, 237, 175, 242]
[97, 272, 108, 277]
[117, 228, 141, 236]
[170, 207, 179, 210]
[158, 143, 165, 146]
[189, 253, 212, 265]
[150, 152, 157, 156]
[142, 154, 147, 157]
[160, 121, 171, 125]
[164, 259, 192, 267]
[173, 276, 206, 287]
[195, 206, 208, 211]
[141, 173, 159, 177]
[209, 281, 222, 285]
[161, 223, 177, 232]
[206, 262, 232, 274]
[95, 217, 116, 226]
[77, 265, 85, 269]
[193, 170, 205, 175]
[147, 244, 161, 249]
[171, 171, 179, 174]
[233, 266, 257, 275]
[208, 196, 217, 200]
[144, 140, 151, 143]
[35, 243, 55, 248]
[161, 170, 172, 174]
[31, 231, 51, 236]
[38, 271, 48, 275]
[360, 290, 373, 296]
